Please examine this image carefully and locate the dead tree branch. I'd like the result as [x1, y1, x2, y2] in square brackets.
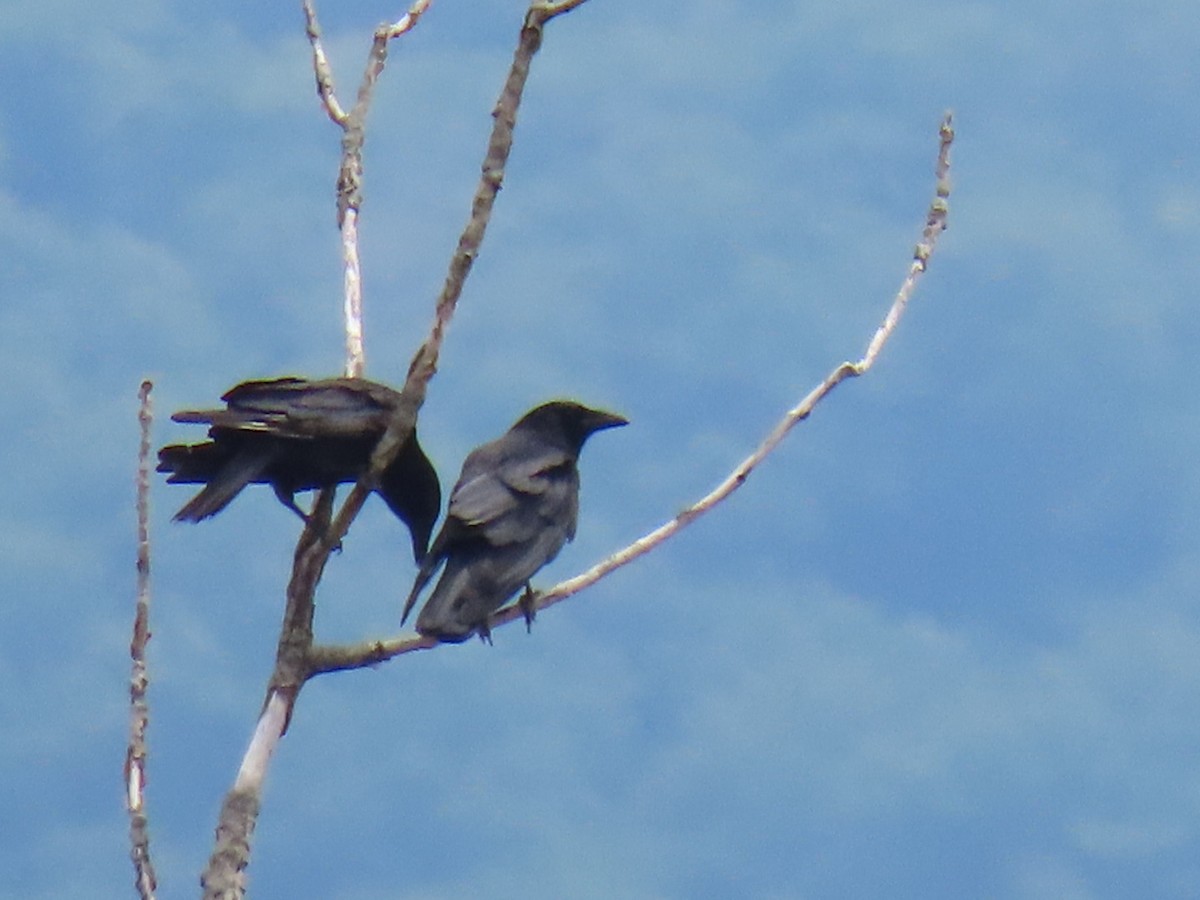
[404, 0, 590, 390]
[200, 4, 585, 895]
[303, 0, 432, 378]
[126, 380, 157, 900]
[523, 112, 956, 619]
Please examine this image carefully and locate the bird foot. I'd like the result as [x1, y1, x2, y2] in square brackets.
[518, 585, 538, 634]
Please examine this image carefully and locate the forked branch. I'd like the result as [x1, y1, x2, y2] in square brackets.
[200, 4, 588, 896]
[303, 0, 433, 377]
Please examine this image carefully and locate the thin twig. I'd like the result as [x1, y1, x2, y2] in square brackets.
[127, 380, 157, 900]
[382, 0, 432, 38]
[337, 0, 433, 377]
[521, 112, 955, 619]
[302, 0, 347, 124]
[312, 112, 955, 668]
[405, 0, 592, 387]
[304, 0, 433, 376]
[534, 0, 591, 16]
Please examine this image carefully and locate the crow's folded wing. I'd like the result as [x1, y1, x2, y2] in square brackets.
[174, 377, 400, 439]
[448, 442, 578, 546]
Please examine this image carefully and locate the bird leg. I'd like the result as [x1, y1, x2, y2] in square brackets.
[272, 484, 313, 524]
[273, 484, 342, 552]
[518, 584, 538, 634]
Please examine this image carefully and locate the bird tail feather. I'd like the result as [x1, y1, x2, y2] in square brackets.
[171, 447, 276, 522]
[401, 552, 444, 626]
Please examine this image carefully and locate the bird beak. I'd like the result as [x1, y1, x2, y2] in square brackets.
[588, 410, 629, 432]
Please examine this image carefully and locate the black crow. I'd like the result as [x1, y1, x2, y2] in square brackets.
[402, 400, 627, 643]
[158, 376, 441, 561]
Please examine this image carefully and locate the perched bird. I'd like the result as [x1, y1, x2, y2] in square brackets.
[402, 400, 627, 643]
[158, 376, 441, 561]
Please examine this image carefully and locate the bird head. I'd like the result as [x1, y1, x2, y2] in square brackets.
[514, 401, 628, 454]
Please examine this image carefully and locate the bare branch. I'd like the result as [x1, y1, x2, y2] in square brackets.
[525, 112, 955, 616]
[302, 0, 347, 125]
[308, 632, 433, 676]
[200, 691, 288, 899]
[381, 0, 432, 39]
[201, 0, 557, 870]
[342, 210, 367, 378]
[127, 380, 157, 900]
[328, 0, 588, 548]
[857, 112, 953, 372]
[234, 692, 292, 792]
[531, 0, 592, 19]
[335, 0, 433, 378]
[406, 0, 585, 387]
[311, 112, 955, 669]
[201, 788, 259, 900]
[304, 0, 433, 376]
[199, 489, 336, 895]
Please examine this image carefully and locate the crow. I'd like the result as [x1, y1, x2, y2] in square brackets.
[402, 400, 627, 643]
[158, 376, 441, 562]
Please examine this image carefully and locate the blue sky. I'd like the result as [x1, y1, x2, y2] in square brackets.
[3, 1, 1199, 897]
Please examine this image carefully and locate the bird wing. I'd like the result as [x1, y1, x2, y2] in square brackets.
[410, 466, 579, 639]
[174, 378, 398, 440]
[402, 442, 576, 626]
[448, 441, 576, 541]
